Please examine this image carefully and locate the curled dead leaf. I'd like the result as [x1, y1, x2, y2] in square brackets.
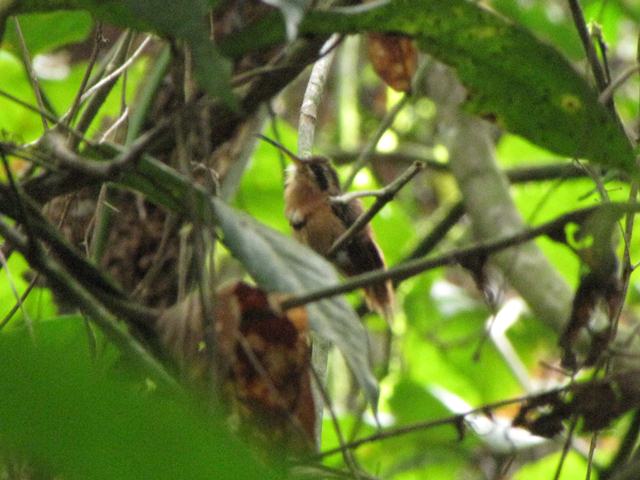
[367, 33, 418, 93]
[512, 372, 640, 437]
[156, 282, 315, 452]
[558, 271, 622, 370]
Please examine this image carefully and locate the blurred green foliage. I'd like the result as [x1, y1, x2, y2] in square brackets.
[0, 328, 277, 480]
[1, 0, 640, 479]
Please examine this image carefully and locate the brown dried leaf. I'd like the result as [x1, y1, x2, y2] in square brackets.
[156, 282, 315, 452]
[367, 33, 417, 93]
[559, 271, 621, 370]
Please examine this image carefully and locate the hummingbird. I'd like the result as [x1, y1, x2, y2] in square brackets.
[257, 134, 394, 323]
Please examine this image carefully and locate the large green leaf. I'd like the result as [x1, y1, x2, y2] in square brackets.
[303, 0, 634, 173]
[221, 0, 635, 174]
[3, 11, 92, 54]
[0, 331, 277, 480]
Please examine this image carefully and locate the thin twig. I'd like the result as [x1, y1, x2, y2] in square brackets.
[592, 24, 612, 84]
[0, 275, 37, 331]
[331, 190, 383, 203]
[554, 417, 578, 480]
[342, 94, 410, 190]
[327, 161, 424, 257]
[79, 35, 152, 104]
[0, 89, 89, 146]
[333, 150, 592, 183]
[310, 366, 362, 478]
[12, 17, 49, 130]
[599, 65, 640, 105]
[568, 0, 608, 92]
[132, 215, 179, 299]
[266, 104, 288, 184]
[313, 385, 572, 459]
[0, 248, 33, 337]
[586, 431, 599, 480]
[342, 61, 428, 190]
[99, 106, 130, 143]
[601, 409, 640, 479]
[64, 23, 103, 128]
[405, 201, 465, 261]
[71, 31, 134, 146]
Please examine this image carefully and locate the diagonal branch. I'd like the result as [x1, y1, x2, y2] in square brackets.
[327, 160, 424, 257]
[280, 203, 637, 311]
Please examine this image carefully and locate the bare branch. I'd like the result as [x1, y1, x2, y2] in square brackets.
[280, 203, 639, 311]
[12, 17, 49, 130]
[327, 161, 424, 257]
[599, 65, 640, 105]
[80, 35, 152, 104]
[312, 385, 570, 459]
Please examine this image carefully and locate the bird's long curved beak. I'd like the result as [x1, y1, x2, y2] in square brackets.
[256, 134, 304, 165]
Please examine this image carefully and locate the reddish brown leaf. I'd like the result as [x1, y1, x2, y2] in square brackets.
[367, 33, 418, 93]
[156, 282, 315, 453]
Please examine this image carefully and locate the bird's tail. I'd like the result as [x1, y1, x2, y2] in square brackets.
[338, 228, 396, 325]
[364, 280, 395, 325]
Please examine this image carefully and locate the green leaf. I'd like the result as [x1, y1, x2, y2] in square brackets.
[0, 332, 277, 480]
[4, 11, 92, 54]
[491, 0, 584, 59]
[222, 0, 634, 173]
[211, 198, 379, 408]
[389, 379, 451, 425]
[300, 0, 634, 173]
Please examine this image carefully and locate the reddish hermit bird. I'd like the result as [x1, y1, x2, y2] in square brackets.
[258, 135, 394, 323]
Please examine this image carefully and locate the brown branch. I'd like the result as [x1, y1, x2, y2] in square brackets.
[312, 385, 568, 459]
[333, 150, 592, 183]
[568, 0, 608, 92]
[280, 203, 639, 311]
[405, 201, 465, 261]
[39, 121, 168, 179]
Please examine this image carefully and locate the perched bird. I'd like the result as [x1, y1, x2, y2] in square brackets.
[258, 134, 394, 323]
